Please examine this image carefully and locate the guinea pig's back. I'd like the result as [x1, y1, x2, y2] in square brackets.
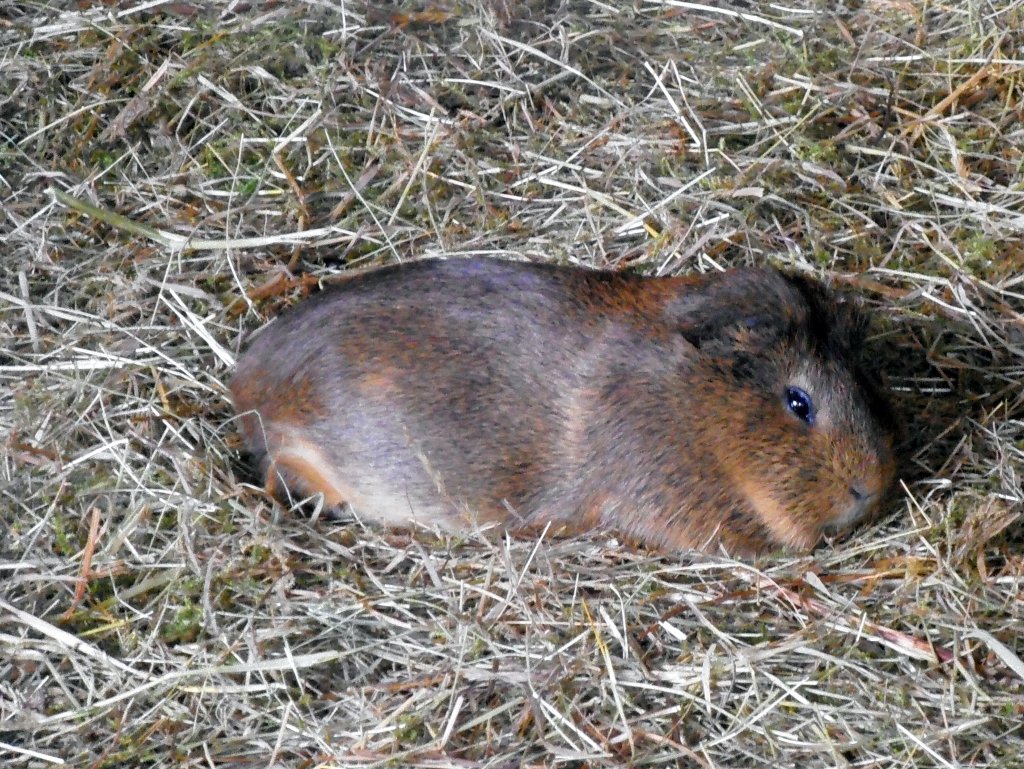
[230, 258, 625, 527]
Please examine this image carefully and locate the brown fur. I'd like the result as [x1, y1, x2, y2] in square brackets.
[230, 257, 897, 555]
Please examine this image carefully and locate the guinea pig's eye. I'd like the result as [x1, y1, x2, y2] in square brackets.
[784, 386, 815, 425]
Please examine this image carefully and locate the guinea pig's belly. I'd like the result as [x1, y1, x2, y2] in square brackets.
[297, 424, 506, 531]
[346, 476, 470, 530]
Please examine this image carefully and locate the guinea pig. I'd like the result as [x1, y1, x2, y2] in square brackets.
[230, 257, 897, 555]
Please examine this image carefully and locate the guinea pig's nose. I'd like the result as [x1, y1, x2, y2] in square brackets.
[848, 484, 875, 520]
[824, 485, 878, 536]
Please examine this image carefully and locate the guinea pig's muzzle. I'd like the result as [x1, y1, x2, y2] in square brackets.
[823, 483, 882, 537]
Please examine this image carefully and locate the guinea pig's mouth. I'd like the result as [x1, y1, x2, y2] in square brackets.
[823, 489, 882, 538]
[821, 520, 856, 539]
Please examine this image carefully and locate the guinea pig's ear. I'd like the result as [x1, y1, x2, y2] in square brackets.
[676, 311, 777, 349]
[784, 273, 871, 352]
[665, 269, 789, 349]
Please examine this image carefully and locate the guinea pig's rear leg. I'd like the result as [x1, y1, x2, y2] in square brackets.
[238, 411, 353, 510]
[263, 439, 349, 508]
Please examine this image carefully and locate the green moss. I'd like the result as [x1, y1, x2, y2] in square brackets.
[90, 150, 118, 169]
[959, 233, 997, 272]
[237, 177, 260, 197]
[247, 542, 273, 566]
[395, 713, 427, 744]
[794, 137, 840, 164]
[50, 513, 79, 557]
[161, 601, 203, 643]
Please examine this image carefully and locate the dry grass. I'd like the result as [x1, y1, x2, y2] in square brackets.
[3, 1, 1024, 767]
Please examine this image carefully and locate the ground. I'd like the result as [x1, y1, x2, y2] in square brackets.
[2, 2, 1023, 768]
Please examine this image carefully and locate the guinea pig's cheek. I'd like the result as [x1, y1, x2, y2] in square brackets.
[823, 499, 863, 535]
[733, 473, 811, 550]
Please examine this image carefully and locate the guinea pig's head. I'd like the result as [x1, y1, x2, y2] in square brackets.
[671, 267, 898, 552]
